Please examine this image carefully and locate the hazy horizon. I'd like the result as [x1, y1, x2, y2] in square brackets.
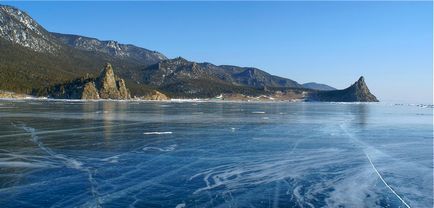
[4, 1, 433, 104]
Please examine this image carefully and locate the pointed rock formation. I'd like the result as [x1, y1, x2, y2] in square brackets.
[97, 63, 121, 99]
[309, 76, 378, 102]
[48, 63, 131, 100]
[81, 82, 100, 99]
[348, 76, 378, 101]
[116, 79, 131, 99]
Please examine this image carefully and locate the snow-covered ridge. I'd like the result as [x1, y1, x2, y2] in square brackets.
[0, 5, 60, 54]
[52, 32, 167, 64]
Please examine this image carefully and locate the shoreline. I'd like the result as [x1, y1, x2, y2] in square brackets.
[0, 96, 301, 104]
[1, 97, 433, 107]
[0, 95, 432, 108]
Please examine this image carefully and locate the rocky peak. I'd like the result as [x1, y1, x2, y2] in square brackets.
[170, 57, 190, 65]
[116, 79, 131, 99]
[81, 82, 100, 99]
[99, 63, 116, 85]
[48, 63, 131, 100]
[349, 76, 378, 102]
[0, 6, 39, 34]
[0, 5, 59, 53]
[355, 76, 367, 89]
[100, 63, 115, 79]
[309, 76, 378, 102]
[97, 63, 127, 99]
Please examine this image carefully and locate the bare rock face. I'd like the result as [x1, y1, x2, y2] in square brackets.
[351, 76, 378, 101]
[0, 90, 29, 99]
[149, 90, 168, 100]
[48, 63, 131, 100]
[97, 63, 121, 99]
[117, 79, 131, 99]
[81, 82, 100, 100]
[135, 90, 169, 100]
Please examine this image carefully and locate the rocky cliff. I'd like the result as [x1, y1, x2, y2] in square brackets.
[309, 76, 378, 102]
[48, 63, 131, 100]
[0, 90, 30, 99]
[97, 63, 122, 99]
[134, 90, 169, 101]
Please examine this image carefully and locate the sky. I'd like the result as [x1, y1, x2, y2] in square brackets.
[4, 1, 433, 104]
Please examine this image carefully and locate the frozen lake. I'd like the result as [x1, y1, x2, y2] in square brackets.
[0, 100, 432, 207]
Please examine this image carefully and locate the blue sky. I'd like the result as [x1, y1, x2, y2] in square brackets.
[4, 1, 433, 103]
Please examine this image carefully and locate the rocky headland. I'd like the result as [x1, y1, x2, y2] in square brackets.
[309, 76, 378, 102]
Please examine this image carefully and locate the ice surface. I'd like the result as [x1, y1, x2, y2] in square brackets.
[0, 101, 431, 207]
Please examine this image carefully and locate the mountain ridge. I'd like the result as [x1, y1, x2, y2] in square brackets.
[51, 32, 167, 65]
[0, 4, 379, 102]
[0, 5, 61, 54]
[302, 82, 336, 91]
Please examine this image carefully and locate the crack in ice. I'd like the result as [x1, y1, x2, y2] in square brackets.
[340, 120, 412, 208]
[366, 153, 411, 208]
[13, 122, 102, 207]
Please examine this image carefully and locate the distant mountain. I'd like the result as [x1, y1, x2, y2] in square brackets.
[310, 76, 378, 102]
[302, 82, 336, 91]
[52, 33, 167, 65]
[141, 57, 302, 97]
[220, 65, 301, 88]
[0, 4, 378, 102]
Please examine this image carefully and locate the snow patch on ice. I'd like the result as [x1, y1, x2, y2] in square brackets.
[143, 131, 173, 135]
[143, 144, 177, 152]
[175, 203, 186, 208]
